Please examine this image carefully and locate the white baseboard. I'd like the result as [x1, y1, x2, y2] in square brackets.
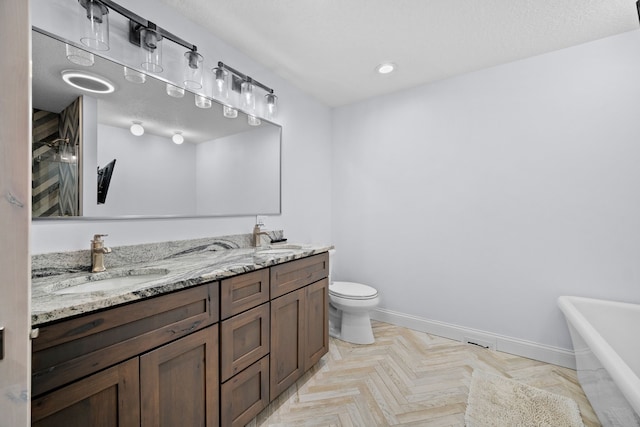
[370, 307, 576, 369]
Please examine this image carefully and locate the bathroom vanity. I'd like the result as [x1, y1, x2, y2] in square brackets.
[30, 237, 330, 427]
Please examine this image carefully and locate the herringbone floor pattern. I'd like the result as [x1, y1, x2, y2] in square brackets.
[248, 321, 600, 427]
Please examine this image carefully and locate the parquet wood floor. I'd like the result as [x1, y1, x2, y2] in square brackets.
[248, 321, 600, 427]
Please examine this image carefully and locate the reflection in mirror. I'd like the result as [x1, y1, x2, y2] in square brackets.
[31, 29, 282, 219]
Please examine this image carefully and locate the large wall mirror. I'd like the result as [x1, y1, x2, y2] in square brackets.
[32, 29, 281, 219]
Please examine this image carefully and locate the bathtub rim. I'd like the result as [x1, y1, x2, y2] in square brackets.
[558, 295, 640, 416]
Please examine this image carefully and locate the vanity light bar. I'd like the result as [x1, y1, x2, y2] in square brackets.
[218, 61, 274, 95]
[96, 0, 198, 52]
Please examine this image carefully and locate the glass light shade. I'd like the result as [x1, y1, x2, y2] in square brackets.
[130, 122, 144, 136]
[79, 0, 110, 51]
[66, 44, 94, 66]
[240, 81, 255, 112]
[223, 105, 238, 119]
[140, 28, 163, 73]
[123, 67, 146, 84]
[195, 94, 212, 109]
[166, 83, 185, 98]
[264, 93, 278, 120]
[183, 51, 204, 90]
[172, 132, 184, 144]
[248, 115, 261, 126]
[212, 67, 229, 101]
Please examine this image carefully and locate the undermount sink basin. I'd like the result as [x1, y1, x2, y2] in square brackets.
[53, 268, 169, 294]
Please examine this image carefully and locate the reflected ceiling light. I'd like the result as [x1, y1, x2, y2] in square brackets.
[65, 44, 94, 67]
[172, 132, 184, 145]
[123, 67, 146, 84]
[61, 69, 115, 93]
[130, 121, 144, 136]
[376, 62, 396, 74]
[195, 94, 212, 109]
[78, 0, 110, 51]
[223, 105, 238, 119]
[184, 50, 204, 90]
[248, 115, 261, 126]
[166, 83, 185, 98]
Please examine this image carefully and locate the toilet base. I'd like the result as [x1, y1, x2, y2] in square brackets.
[328, 303, 375, 345]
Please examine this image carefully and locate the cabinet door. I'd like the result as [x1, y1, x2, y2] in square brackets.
[221, 303, 270, 382]
[32, 358, 140, 427]
[270, 288, 305, 400]
[305, 278, 329, 371]
[140, 325, 219, 427]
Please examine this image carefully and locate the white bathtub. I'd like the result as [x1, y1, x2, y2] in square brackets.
[558, 296, 640, 427]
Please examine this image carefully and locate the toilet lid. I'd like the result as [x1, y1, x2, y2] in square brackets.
[330, 281, 378, 300]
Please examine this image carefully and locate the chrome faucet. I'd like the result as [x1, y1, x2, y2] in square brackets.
[253, 224, 270, 247]
[91, 234, 112, 273]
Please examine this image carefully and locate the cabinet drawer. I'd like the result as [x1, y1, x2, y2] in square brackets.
[32, 282, 219, 397]
[221, 355, 269, 427]
[270, 252, 329, 299]
[220, 269, 270, 320]
[220, 303, 270, 382]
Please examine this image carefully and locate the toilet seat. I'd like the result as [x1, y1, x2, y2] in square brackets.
[330, 281, 378, 300]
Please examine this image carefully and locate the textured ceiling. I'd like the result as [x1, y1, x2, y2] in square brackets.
[159, 0, 640, 107]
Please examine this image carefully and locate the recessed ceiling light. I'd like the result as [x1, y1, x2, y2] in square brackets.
[61, 70, 115, 93]
[376, 63, 396, 74]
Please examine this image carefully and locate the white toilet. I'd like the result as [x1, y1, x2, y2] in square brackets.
[328, 250, 380, 344]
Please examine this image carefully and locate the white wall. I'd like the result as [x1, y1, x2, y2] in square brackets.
[31, 0, 332, 253]
[89, 124, 197, 216]
[195, 127, 280, 215]
[332, 30, 640, 351]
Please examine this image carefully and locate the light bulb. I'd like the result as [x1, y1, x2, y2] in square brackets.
[79, 0, 110, 51]
[241, 80, 255, 112]
[124, 67, 146, 84]
[166, 83, 185, 98]
[265, 93, 278, 120]
[130, 122, 144, 136]
[248, 115, 261, 126]
[172, 132, 184, 144]
[195, 94, 212, 109]
[223, 105, 238, 119]
[65, 44, 94, 66]
[183, 50, 204, 90]
[140, 28, 163, 73]
[212, 67, 229, 101]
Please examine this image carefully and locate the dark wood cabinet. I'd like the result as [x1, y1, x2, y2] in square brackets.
[32, 282, 220, 427]
[32, 357, 140, 427]
[269, 253, 330, 401]
[32, 251, 329, 427]
[140, 326, 219, 427]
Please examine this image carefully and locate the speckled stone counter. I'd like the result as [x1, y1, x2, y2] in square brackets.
[32, 232, 332, 326]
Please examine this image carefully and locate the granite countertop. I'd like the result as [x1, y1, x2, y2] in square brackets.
[32, 240, 332, 326]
